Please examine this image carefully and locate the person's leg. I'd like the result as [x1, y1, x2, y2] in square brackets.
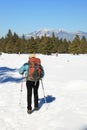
[26, 80, 32, 111]
[33, 81, 39, 109]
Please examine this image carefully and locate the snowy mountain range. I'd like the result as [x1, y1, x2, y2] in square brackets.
[24, 29, 87, 41]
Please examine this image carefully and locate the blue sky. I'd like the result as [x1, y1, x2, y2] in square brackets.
[0, 0, 87, 37]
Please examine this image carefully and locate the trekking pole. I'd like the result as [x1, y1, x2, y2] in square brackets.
[41, 79, 47, 103]
[21, 75, 23, 92]
[19, 75, 23, 105]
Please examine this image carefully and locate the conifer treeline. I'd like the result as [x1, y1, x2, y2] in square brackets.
[0, 29, 87, 54]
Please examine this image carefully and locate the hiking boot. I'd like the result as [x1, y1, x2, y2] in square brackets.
[27, 109, 32, 114]
[34, 107, 39, 111]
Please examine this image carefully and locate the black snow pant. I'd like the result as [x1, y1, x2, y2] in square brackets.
[26, 80, 39, 110]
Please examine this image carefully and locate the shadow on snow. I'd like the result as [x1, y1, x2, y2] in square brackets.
[0, 66, 22, 83]
[82, 127, 87, 130]
[39, 95, 56, 109]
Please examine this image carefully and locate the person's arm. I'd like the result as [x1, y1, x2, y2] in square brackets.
[40, 65, 45, 78]
[19, 63, 28, 75]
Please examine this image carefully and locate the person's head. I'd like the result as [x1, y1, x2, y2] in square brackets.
[29, 54, 35, 58]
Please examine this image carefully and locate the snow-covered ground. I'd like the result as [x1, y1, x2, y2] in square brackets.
[0, 53, 87, 130]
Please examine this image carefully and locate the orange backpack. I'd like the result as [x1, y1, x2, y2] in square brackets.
[28, 57, 41, 81]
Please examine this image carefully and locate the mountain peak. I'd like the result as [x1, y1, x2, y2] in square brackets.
[24, 29, 87, 41]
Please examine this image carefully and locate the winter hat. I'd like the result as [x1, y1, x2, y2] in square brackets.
[29, 54, 35, 58]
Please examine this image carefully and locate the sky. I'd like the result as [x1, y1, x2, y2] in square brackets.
[0, 53, 87, 130]
[0, 0, 87, 38]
